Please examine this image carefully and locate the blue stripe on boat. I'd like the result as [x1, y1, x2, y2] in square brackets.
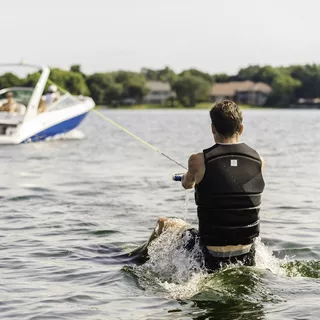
[23, 112, 88, 143]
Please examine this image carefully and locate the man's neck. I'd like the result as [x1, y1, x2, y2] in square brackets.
[214, 135, 240, 144]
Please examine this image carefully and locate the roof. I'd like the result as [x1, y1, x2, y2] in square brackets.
[211, 81, 272, 96]
[251, 82, 272, 93]
[146, 81, 171, 92]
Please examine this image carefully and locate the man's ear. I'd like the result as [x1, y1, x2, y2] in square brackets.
[239, 124, 244, 135]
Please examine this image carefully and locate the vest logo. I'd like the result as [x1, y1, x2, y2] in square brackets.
[230, 159, 238, 167]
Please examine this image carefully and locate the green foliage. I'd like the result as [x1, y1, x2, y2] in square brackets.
[158, 67, 178, 85]
[23, 72, 41, 87]
[173, 74, 211, 107]
[268, 74, 301, 106]
[237, 65, 262, 81]
[212, 73, 230, 83]
[141, 66, 177, 85]
[70, 64, 87, 80]
[0, 72, 22, 88]
[141, 68, 158, 81]
[288, 64, 320, 99]
[238, 65, 280, 84]
[86, 71, 147, 105]
[50, 69, 90, 96]
[180, 69, 212, 83]
[113, 71, 148, 103]
[70, 64, 81, 73]
[86, 73, 123, 105]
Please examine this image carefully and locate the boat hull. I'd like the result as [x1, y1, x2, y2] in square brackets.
[23, 112, 88, 143]
[0, 97, 94, 145]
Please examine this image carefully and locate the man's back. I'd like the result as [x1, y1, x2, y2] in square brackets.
[195, 142, 265, 247]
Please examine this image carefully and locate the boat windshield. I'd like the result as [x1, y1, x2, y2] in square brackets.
[0, 88, 33, 107]
[48, 94, 80, 111]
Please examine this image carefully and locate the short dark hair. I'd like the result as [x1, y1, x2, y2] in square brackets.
[210, 100, 243, 137]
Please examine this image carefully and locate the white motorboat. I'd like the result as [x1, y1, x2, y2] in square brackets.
[0, 63, 95, 144]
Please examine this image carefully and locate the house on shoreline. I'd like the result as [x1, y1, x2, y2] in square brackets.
[111, 81, 175, 106]
[143, 81, 176, 105]
[211, 81, 272, 106]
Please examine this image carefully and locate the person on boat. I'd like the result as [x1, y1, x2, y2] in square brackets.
[38, 96, 47, 113]
[0, 92, 18, 113]
[44, 85, 59, 106]
[128, 99, 265, 272]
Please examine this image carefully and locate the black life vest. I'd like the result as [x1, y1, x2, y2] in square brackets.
[195, 143, 265, 246]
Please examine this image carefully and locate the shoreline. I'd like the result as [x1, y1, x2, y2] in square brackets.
[95, 103, 281, 110]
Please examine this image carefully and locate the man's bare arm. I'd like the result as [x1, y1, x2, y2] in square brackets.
[182, 154, 202, 189]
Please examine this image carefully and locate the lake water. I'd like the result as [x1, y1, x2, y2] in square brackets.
[1, 109, 319, 320]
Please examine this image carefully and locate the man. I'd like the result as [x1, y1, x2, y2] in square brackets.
[0, 92, 18, 113]
[38, 96, 47, 114]
[128, 99, 265, 271]
[180, 99, 265, 271]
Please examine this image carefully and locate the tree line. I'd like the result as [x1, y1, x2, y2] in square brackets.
[1, 64, 320, 107]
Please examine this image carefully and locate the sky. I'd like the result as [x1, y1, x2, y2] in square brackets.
[2, 0, 320, 75]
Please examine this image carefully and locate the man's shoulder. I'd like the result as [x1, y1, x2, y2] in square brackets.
[240, 144, 265, 169]
[189, 152, 204, 161]
[241, 143, 262, 156]
[188, 152, 204, 168]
